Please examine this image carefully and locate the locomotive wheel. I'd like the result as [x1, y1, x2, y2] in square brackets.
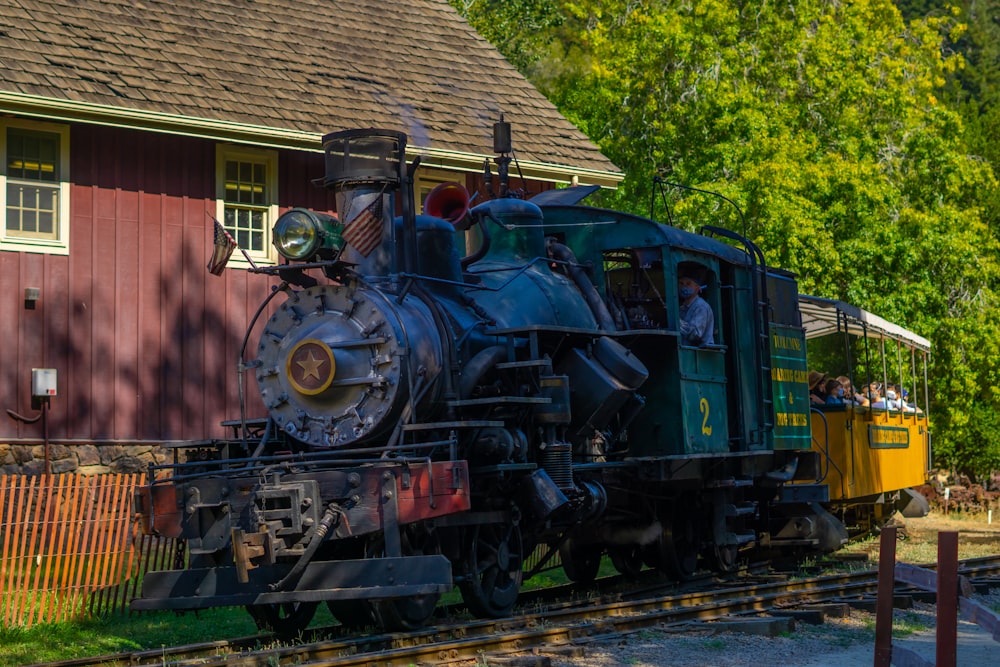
[609, 544, 644, 579]
[245, 601, 319, 637]
[325, 539, 379, 629]
[712, 544, 740, 573]
[368, 526, 443, 630]
[459, 520, 524, 618]
[326, 600, 377, 629]
[559, 539, 602, 583]
[653, 505, 700, 581]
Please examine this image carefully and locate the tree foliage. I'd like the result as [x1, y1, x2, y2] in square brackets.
[451, 0, 1000, 479]
[447, 0, 563, 70]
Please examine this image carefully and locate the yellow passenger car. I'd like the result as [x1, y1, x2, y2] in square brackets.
[798, 296, 931, 534]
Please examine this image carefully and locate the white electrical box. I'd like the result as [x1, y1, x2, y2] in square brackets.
[31, 368, 57, 397]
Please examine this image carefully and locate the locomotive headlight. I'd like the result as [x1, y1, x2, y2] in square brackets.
[272, 208, 341, 261]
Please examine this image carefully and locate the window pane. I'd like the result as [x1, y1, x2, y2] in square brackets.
[38, 211, 53, 235]
[7, 128, 59, 182]
[8, 131, 23, 161]
[5, 181, 60, 239]
[3, 127, 64, 246]
[221, 151, 272, 261]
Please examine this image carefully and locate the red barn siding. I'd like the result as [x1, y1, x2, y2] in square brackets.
[1, 123, 556, 445]
[1, 125, 337, 443]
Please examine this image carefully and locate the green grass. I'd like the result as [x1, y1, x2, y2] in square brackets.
[858, 612, 930, 639]
[0, 607, 261, 666]
[0, 554, 614, 665]
[6, 516, 983, 666]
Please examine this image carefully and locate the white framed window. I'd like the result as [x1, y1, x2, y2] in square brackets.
[1, 119, 71, 255]
[415, 167, 464, 214]
[215, 144, 278, 266]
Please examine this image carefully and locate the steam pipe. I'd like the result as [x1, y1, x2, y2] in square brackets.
[460, 217, 492, 268]
[460, 345, 507, 399]
[269, 503, 342, 592]
[545, 238, 616, 332]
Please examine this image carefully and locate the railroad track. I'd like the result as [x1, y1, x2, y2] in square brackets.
[32, 556, 1000, 667]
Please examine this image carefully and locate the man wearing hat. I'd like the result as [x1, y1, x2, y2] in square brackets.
[678, 273, 715, 346]
[808, 370, 828, 404]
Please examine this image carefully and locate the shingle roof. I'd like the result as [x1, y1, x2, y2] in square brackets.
[0, 0, 621, 182]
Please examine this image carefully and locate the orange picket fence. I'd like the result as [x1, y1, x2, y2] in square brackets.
[0, 473, 179, 628]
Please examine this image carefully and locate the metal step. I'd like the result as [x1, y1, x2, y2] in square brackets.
[767, 537, 820, 547]
[725, 531, 757, 545]
[401, 420, 505, 431]
[726, 502, 756, 518]
[446, 396, 552, 408]
[494, 359, 552, 370]
[706, 478, 754, 489]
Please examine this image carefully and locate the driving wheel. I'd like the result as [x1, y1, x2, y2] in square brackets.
[609, 544, 644, 579]
[560, 538, 602, 583]
[712, 543, 740, 573]
[368, 525, 443, 630]
[651, 503, 700, 581]
[245, 601, 319, 638]
[458, 518, 524, 618]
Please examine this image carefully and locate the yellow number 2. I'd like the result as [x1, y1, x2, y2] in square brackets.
[699, 397, 713, 436]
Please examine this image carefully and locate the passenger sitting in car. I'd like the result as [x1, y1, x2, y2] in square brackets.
[824, 378, 846, 405]
[868, 383, 887, 409]
[808, 371, 828, 404]
[837, 375, 869, 407]
[900, 387, 924, 414]
[886, 384, 917, 413]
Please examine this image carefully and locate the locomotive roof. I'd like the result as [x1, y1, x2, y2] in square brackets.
[0, 0, 622, 186]
[798, 295, 931, 353]
[537, 201, 759, 266]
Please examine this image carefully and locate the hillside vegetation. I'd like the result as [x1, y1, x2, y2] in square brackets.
[452, 0, 1000, 479]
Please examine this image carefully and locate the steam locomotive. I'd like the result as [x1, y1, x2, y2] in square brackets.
[132, 124, 930, 634]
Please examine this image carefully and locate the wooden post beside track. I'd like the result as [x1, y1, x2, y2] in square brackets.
[937, 531, 959, 667]
[873, 524, 897, 667]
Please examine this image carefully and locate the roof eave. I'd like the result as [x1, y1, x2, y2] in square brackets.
[0, 91, 624, 188]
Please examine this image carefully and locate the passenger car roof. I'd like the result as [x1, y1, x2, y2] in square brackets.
[798, 295, 930, 352]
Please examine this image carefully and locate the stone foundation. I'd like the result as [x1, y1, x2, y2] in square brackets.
[0, 442, 172, 476]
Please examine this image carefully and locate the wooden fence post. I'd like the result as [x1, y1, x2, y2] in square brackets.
[937, 531, 959, 667]
[874, 524, 897, 667]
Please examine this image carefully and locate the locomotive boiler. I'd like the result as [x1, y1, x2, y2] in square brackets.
[132, 124, 928, 635]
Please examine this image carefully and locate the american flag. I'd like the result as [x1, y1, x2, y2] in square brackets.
[207, 217, 237, 275]
[341, 194, 384, 257]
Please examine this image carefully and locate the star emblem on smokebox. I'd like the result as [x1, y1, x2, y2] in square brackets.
[287, 339, 336, 395]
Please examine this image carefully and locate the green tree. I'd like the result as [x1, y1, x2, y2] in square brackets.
[452, 0, 1000, 477]
[552, 0, 1000, 477]
[448, 0, 563, 70]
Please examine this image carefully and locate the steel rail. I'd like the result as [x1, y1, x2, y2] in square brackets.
[29, 556, 1000, 667]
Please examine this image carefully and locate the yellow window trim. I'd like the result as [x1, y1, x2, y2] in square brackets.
[215, 144, 278, 267]
[0, 118, 70, 256]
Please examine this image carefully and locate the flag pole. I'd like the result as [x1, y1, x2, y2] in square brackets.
[205, 211, 258, 270]
[237, 245, 258, 270]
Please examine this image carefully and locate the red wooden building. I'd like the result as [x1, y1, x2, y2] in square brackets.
[0, 0, 621, 461]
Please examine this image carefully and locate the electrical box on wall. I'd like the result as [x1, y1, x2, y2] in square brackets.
[32, 368, 57, 397]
